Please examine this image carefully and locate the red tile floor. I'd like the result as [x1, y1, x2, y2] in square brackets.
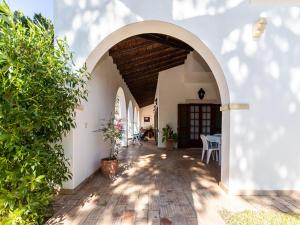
[46, 141, 300, 225]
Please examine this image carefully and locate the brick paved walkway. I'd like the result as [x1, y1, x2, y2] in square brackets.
[46, 142, 300, 225]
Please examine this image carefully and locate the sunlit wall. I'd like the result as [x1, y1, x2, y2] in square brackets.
[55, 0, 300, 192]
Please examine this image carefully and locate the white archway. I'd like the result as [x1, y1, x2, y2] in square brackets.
[134, 106, 138, 134]
[127, 101, 134, 140]
[86, 20, 229, 105]
[115, 87, 127, 147]
[137, 110, 140, 133]
[86, 20, 231, 188]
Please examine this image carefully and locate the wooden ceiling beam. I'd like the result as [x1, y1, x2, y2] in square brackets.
[139, 34, 193, 51]
[109, 37, 150, 52]
[127, 82, 157, 90]
[136, 95, 155, 101]
[126, 79, 157, 89]
[118, 51, 189, 71]
[137, 97, 155, 104]
[132, 90, 156, 98]
[130, 80, 157, 87]
[131, 88, 156, 94]
[123, 55, 187, 74]
[136, 98, 155, 105]
[123, 59, 186, 77]
[124, 63, 183, 80]
[124, 72, 159, 81]
[113, 47, 181, 66]
[108, 34, 194, 107]
[136, 100, 154, 105]
[109, 41, 154, 56]
[135, 98, 155, 106]
[138, 100, 155, 106]
[139, 100, 155, 107]
[137, 97, 155, 102]
[120, 58, 185, 78]
[131, 92, 156, 99]
[109, 43, 163, 59]
[114, 47, 189, 66]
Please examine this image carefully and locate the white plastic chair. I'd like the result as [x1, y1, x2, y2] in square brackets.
[201, 135, 220, 164]
[132, 133, 142, 145]
[200, 135, 208, 162]
[212, 134, 222, 166]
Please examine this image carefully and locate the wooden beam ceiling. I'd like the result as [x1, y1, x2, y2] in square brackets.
[125, 75, 158, 85]
[139, 34, 193, 51]
[124, 60, 186, 78]
[110, 43, 164, 59]
[113, 48, 182, 66]
[118, 51, 188, 71]
[109, 34, 194, 107]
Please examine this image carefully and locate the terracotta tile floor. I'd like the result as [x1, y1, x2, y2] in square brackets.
[46, 142, 300, 225]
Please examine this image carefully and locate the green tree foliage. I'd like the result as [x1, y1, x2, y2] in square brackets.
[0, 1, 89, 224]
[13, 10, 53, 31]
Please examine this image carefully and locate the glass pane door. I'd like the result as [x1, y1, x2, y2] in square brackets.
[201, 105, 211, 135]
[190, 105, 200, 140]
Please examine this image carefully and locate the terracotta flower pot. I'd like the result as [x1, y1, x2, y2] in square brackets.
[101, 158, 118, 178]
[166, 139, 174, 150]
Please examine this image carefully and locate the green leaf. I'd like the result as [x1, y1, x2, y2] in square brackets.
[35, 175, 45, 183]
[0, 1, 88, 223]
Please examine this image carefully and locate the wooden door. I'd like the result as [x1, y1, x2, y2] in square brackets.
[178, 104, 221, 148]
[178, 104, 190, 148]
[211, 104, 222, 134]
[189, 105, 202, 147]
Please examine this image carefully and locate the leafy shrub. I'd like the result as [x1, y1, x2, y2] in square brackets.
[0, 1, 89, 224]
[162, 124, 178, 143]
[96, 117, 124, 159]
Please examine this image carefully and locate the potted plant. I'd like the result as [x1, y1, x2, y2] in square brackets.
[162, 124, 178, 150]
[96, 117, 124, 178]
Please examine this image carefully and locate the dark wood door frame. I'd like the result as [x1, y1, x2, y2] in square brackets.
[154, 107, 158, 145]
[178, 103, 221, 148]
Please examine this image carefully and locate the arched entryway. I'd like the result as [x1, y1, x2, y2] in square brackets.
[127, 101, 134, 140]
[115, 87, 127, 147]
[134, 106, 139, 134]
[85, 20, 231, 188]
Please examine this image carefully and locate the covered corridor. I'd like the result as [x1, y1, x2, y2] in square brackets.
[47, 142, 300, 225]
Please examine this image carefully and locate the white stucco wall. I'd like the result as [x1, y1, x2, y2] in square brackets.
[157, 52, 221, 148]
[55, 0, 300, 192]
[127, 101, 134, 138]
[140, 104, 154, 129]
[133, 107, 139, 134]
[61, 131, 74, 189]
[63, 53, 138, 189]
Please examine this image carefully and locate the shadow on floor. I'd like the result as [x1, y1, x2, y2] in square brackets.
[46, 142, 300, 225]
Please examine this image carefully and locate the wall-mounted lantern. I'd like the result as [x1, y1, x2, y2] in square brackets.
[198, 88, 205, 100]
[252, 17, 267, 39]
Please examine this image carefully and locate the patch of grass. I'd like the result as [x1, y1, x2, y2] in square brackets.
[220, 210, 300, 225]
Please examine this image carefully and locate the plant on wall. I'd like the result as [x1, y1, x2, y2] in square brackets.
[0, 1, 89, 224]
